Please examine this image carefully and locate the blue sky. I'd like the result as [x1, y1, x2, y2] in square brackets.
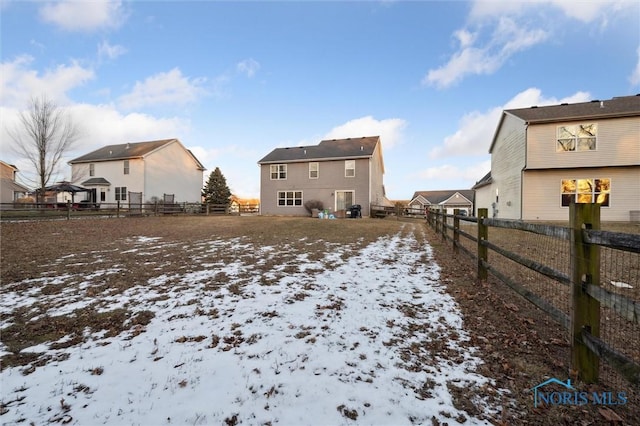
[1, 0, 639, 200]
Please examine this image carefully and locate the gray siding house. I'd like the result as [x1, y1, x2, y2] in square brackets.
[476, 94, 640, 221]
[258, 136, 389, 217]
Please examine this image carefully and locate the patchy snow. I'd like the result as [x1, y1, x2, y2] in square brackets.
[1, 224, 504, 425]
[610, 281, 633, 289]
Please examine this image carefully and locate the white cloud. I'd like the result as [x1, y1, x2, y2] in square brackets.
[236, 59, 261, 78]
[630, 46, 640, 86]
[469, 0, 628, 24]
[0, 55, 94, 108]
[118, 68, 208, 110]
[414, 160, 491, 183]
[322, 116, 407, 150]
[430, 88, 592, 158]
[98, 40, 127, 61]
[426, 0, 637, 89]
[423, 17, 548, 89]
[39, 0, 127, 32]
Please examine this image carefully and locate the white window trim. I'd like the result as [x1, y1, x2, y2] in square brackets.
[309, 162, 319, 179]
[345, 160, 355, 178]
[560, 177, 611, 208]
[270, 164, 287, 180]
[277, 190, 303, 207]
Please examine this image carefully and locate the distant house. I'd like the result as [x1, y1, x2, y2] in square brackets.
[408, 190, 474, 215]
[0, 161, 30, 205]
[257, 136, 389, 217]
[476, 95, 640, 221]
[69, 139, 205, 205]
[229, 196, 260, 214]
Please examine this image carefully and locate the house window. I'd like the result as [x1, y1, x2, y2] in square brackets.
[309, 162, 319, 179]
[115, 186, 127, 201]
[123, 160, 130, 175]
[277, 191, 302, 206]
[100, 190, 106, 202]
[561, 178, 610, 207]
[345, 160, 355, 177]
[556, 124, 597, 152]
[89, 163, 95, 177]
[335, 190, 354, 211]
[270, 164, 287, 180]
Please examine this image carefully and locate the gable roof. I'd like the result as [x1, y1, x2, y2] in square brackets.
[489, 94, 640, 153]
[258, 136, 380, 164]
[410, 190, 474, 205]
[472, 171, 492, 189]
[69, 139, 206, 170]
[505, 94, 640, 124]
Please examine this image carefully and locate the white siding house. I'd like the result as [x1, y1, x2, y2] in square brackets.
[69, 139, 205, 205]
[477, 95, 640, 221]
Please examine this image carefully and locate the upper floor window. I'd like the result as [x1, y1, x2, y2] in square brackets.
[556, 124, 597, 152]
[345, 160, 355, 177]
[123, 160, 130, 175]
[89, 163, 95, 177]
[309, 162, 319, 179]
[270, 164, 287, 180]
[561, 178, 610, 207]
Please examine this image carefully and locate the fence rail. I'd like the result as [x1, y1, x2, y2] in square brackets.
[0, 202, 260, 220]
[426, 205, 640, 387]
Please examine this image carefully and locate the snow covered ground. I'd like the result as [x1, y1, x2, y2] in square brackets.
[1, 223, 504, 425]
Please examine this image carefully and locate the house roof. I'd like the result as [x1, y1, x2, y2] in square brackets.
[69, 138, 206, 170]
[410, 190, 474, 205]
[258, 136, 380, 164]
[82, 177, 111, 186]
[489, 94, 640, 154]
[472, 171, 492, 189]
[505, 94, 640, 123]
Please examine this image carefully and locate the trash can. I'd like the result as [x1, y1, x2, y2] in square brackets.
[349, 204, 362, 218]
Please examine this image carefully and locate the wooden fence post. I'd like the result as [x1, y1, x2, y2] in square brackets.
[117, 200, 120, 218]
[570, 202, 601, 383]
[477, 208, 488, 280]
[453, 208, 460, 253]
[66, 200, 71, 220]
[441, 208, 447, 240]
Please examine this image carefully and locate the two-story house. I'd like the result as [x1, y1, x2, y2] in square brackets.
[475, 95, 640, 221]
[69, 139, 205, 205]
[257, 136, 388, 217]
[0, 160, 30, 206]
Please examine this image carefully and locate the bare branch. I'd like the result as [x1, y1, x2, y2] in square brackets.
[7, 95, 80, 202]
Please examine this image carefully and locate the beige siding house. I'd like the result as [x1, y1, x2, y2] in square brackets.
[476, 95, 640, 221]
[258, 136, 389, 217]
[409, 190, 474, 215]
[69, 139, 205, 205]
[0, 161, 30, 205]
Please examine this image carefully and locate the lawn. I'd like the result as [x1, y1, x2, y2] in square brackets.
[1, 216, 505, 425]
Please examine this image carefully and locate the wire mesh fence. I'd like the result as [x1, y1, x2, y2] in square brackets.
[426, 206, 640, 401]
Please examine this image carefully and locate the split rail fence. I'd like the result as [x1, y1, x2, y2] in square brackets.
[426, 204, 640, 391]
[0, 201, 260, 220]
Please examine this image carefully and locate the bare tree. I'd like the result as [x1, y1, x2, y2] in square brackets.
[8, 95, 80, 203]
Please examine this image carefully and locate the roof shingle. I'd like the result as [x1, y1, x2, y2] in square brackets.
[258, 136, 380, 164]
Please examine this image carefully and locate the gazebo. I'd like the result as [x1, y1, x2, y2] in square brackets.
[42, 181, 88, 204]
